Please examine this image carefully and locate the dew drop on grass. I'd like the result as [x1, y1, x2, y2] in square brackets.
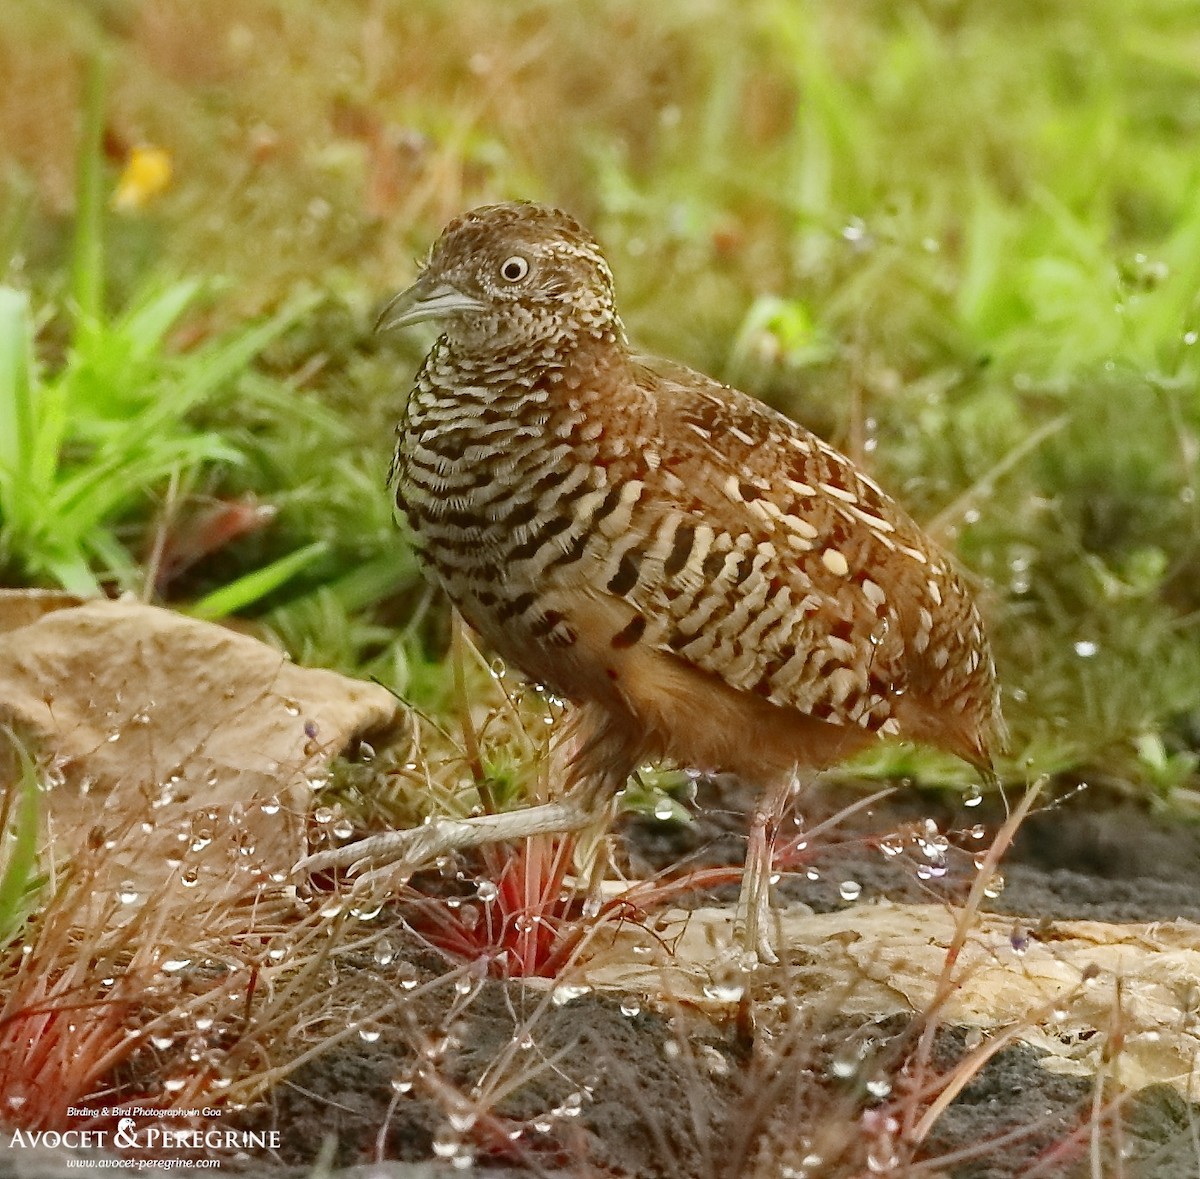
[391, 1077, 413, 1094]
[163, 1078, 186, 1093]
[332, 819, 355, 840]
[830, 1050, 860, 1079]
[150, 1033, 175, 1050]
[318, 900, 344, 919]
[700, 979, 744, 1003]
[551, 983, 591, 1006]
[282, 699, 301, 716]
[1074, 639, 1098, 658]
[476, 879, 499, 903]
[983, 872, 1005, 898]
[838, 880, 862, 902]
[620, 997, 641, 1017]
[454, 975, 474, 997]
[653, 797, 674, 821]
[117, 882, 141, 905]
[432, 1131, 461, 1158]
[396, 962, 420, 990]
[374, 938, 395, 967]
[160, 957, 191, 974]
[357, 1025, 381, 1043]
[805, 867, 821, 881]
[963, 784, 983, 807]
[878, 834, 904, 857]
[865, 1076, 891, 1098]
[195, 1016, 215, 1032]
[351, 902, 382, 921]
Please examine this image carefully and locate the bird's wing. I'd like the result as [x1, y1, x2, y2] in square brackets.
[599, 355, 997, 752]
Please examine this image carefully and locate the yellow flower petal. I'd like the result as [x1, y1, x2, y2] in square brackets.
[111, 145, 173, 211]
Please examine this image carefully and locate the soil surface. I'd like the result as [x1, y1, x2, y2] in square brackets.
[6, 781, 1200, 1179]
[231, 780, 1200, 1179]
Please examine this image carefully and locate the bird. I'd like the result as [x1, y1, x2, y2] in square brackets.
[299, 201, 1005, 962]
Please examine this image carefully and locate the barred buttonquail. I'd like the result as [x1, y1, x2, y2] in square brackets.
[303, 201, 1004, 960]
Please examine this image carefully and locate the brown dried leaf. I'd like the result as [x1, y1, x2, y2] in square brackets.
[0, 596, 397, 912]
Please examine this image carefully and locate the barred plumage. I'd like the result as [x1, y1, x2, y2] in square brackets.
[307, 201, 1004, 960]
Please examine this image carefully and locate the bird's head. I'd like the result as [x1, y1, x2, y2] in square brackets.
[376, 202, 623, 354]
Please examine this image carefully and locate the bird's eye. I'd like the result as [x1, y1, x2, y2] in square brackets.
[498, 255, 530, 282]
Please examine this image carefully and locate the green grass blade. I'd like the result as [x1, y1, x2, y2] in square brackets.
[0, 287, 35, 512]
[189, 540, 329, 619]
[0, 732, 43, 943]
[70, 50, 109, 334]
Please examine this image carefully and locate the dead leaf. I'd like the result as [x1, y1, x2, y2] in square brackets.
[0, 596, 397, 914]
[574, 901, 1200, 1098]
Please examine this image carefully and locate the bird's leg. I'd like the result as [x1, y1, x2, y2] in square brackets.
[735, 771, 800, 966]
[295, 795, 598, 894]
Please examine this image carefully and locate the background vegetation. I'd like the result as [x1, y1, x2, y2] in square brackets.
[2, 0, 1199, 797]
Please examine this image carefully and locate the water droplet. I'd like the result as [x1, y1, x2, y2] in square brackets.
[702, 978, 745, 1003]
[838, 880, 862, 902]
[150, 1033, 175, 1050]
[1184, 330, 1197, 346]
[489, 657, 506, 679]
[117, 882, 141, 905]
[963, 784, 983, 807]
[282, 699, 301, 716]
[374, 938, 395, 967]
[318, 900, 344, 919]
[476, 880, 499, 903]
[830, 1050, 860, 1078]
[551, 983, 591, 1006]
[653, 798, 675, 821]
[163, 1077, 186, 1093]
[357, 1025, 381, 1043]
[865, 1076, 891, 1098]
[878, 834, 904, 857]
[842, 217, 868, 244]
[396, 962, 420, 990]
[1074, 639, 1098, 658]
[392, 1077, 413, 1094]
[983, 872, 1005, 898]
[160, 957, 191, 974]
[620, 998, 641, 1017]
[332, 819, 355, 840]
[351, 902, 382, 921]
[432, 1131, 461, 1158]
[454, 975, 474, 997]
[195, 1016, 214, 1032]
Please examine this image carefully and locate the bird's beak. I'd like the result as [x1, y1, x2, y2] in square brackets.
[374, 275, 487, 333]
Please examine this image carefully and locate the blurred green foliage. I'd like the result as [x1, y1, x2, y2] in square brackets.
[0, 0, 1197, 795]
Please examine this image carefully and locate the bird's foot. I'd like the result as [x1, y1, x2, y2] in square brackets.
[294, 799, 595, 891]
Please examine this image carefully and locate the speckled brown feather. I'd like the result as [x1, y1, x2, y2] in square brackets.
[389, 201, 1004, 805]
